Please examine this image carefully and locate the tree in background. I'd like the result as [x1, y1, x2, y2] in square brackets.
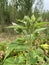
[0, 0, 8, 24]
[34, 0, 44, 19]
[0, 0, 8, 32]
[0, 0, 46, 26]
[0, 0, 44, 23]
[35, 0, 44, 12]
[12, 0, 35, 19]
[42, 11, 49, 21]
[34, 6, 40, 19]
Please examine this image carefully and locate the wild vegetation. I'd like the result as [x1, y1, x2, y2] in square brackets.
[0, 15, 49, 65]
[0, 0, 49, 65]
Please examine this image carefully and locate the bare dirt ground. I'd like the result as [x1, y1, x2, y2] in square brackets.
[0, 33, 17, 43]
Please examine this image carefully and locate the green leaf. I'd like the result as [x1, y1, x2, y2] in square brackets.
[34, 22, 49, 28]
[4, 43, 17, 60]
[29, 51, 38, 64]
[31, 15, 36, 22]
[6, 25, 25, 30]
[25, 34, 36, 42]
[4, 41, 30, 60]
[16, 19, 26, 25]
[23, 16, 30, 22]
[34, 28, 46, 33]
[37, 56, 43, 62]
[3, 57, 18, 65]
[36, 48, 44, 56]
[18, 54, 25, 64]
